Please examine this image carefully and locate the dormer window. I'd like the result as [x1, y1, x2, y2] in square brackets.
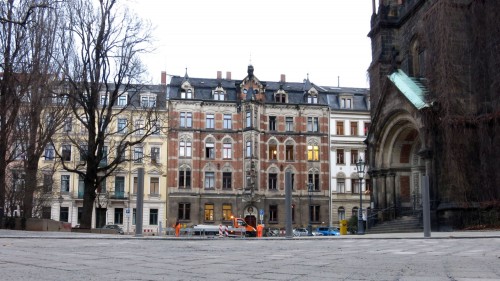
[141, 94, 156, 107]
[213, 87, 226, 101]
[181, 89, 193, 99]
[117, 94, 128, 106]
[307, 94, 318, 104]
[274, 89, 287, 103]
[339, 96, 353, 109]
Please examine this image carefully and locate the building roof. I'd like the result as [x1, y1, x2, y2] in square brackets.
[167, 67, 370, 111]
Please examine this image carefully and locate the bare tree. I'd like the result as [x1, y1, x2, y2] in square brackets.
[58, 0, 156, 229]
[0, 0, 57, 226]
[12, 0, 68, 219]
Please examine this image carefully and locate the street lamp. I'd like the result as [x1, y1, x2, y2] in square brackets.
[307, 181, 314, 236]
[355, 157, 366, 235]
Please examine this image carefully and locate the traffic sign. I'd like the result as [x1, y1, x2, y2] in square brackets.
[259, 209, 264, 216]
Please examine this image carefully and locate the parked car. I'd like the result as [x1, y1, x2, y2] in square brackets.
[102, 224, 124, 235]
[293, 228, 309, 237]
[316, 227, 340, 236]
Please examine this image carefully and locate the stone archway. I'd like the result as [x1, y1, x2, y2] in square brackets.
[372, 112, 426, 217]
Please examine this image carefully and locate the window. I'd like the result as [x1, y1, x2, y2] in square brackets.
[141, 95, 156, 107]
[350, 150, 359, 165]
[268, 173, 278, 190]
[307, 117, 319, 132]
[246, 141, 252, 158]
[151, 147, 160, 164]
[337, 178, 345, 193]
[214, 90, 225, 100]
[181, 89, 193, 99]
[205, 113, 214, 129]
[310, 205, 320, 222]
[150, 177, 159, 195]
[336, 121, 344, 135]
[151, 119, 161, 135]
[44, 144, 55, 160]
[133, 177, 138, 194]
[308, 173, 320, 191]
[134, 120, 144, 135]
[285, 117, 293, 132]
[205, 172, 215, 189]
[364, 122, 370, 136]
[114, 208, 123, 224]
[222, 172, 232, 189]
[116, 144, 125, 162]
[43, 174, 52, 193]
[307, 145, 319, 161]
[223, 114, 232, 129]
[78, 176, 85, 198]
[350, 122, 358, 136]
[205, 140, 215, 159]
[340, 97, 352, 109]
[41, 206, 51, 219]
[64, 117, 72, 132]
[98, 146, 108, 167]
[60, 207, 69, 222]
[275, 93, 286, 103]
[222, 204, 232, 221]
[223, 141, 232, 159]
[338, 207, 346, 220]
[307, 94, 318, 104]
[61, 175, 70, 192]
[268, 141, 277, 160]
[117, 94, 127, 106]
[115, 176, 125, 198]
[269, 205, 278, 222]
[180, 112, 192, 128]
[269, 116, 276, 131]
[100, 93, 109, 106]
[285, 143, 294, 161]
[62, 144, 71, 161]
[179, 139, 192, 158]
[352, 207, 358, 219]
[337, 149, 345, 164]
[204, 204, 214, 221]
[132, 208, 136, 225]
[97, 176, 106, 193]
[149, 209, 158, 225]
[134, 147, 143, 163]
[178, 203, 191, 220]
[179, 167, 191, 188]
[246, 111, 251, 128]
[117, 118, 127, 134]
[352, 179, 360, 193]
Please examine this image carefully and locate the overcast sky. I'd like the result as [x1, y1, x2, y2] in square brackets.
[130, 0, 374, 88]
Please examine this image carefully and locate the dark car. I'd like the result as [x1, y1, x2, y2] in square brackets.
[316, 227, 340, 236]
[102, 224, 124, 235]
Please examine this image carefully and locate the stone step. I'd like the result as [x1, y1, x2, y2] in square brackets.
[368, 215, 422, 234]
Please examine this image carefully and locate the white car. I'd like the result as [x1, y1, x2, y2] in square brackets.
[293, 228, 309, 236]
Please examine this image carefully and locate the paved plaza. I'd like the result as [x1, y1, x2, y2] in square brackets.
[0, 230, 499, 281]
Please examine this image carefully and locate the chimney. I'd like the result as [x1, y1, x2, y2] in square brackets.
[161, 71, 167, 85]
[280, 74, 286, 83]
[217, 71, 222, 80]
[226, 71, 231, 80]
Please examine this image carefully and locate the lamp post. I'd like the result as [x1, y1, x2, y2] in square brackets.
[355, 157, 366, 235]
[307, 181, 313, 236]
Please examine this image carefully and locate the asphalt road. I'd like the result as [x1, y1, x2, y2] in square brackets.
[1, 230, 499, 281]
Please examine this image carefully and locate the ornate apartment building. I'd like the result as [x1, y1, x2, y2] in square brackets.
[166, 65, 370, 230]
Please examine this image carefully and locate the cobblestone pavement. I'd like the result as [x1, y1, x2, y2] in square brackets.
[0, 230, 499, 281]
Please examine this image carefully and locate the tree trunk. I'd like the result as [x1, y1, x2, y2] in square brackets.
[80, 180, 96, 229]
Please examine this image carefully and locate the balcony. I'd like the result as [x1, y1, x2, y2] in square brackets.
[110, 191, 127, 199]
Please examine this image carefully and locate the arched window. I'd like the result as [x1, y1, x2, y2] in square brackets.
[308, 169, 320, 191]
[410, 39, 425, 77]
[178, 165, 191, 189]
[205, 138, 215, 159]
[338, 207, 345, 220]
[268, 139, 278, 160]
[307, 141, 319, 161]
[179, 137, 192, 158]
[352, 207, 359, 219]
[222, 138, 232, 159]
[285, 140, 294, 161]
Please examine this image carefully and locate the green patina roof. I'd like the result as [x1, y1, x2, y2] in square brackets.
[388, 69, 429, 110]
